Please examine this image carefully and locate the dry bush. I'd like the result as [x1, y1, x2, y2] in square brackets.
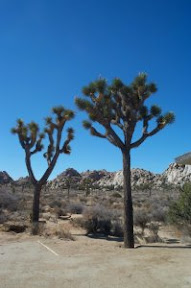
[112, 192, 122, 198]
[81, 205, 123, 236]
[39, 222, 75, 240]
[49, 199, 62, 208]
[78, 195, 88, 203]
[82, 204, 113, 235]
[112, 220, 123, 237]
[0, 209, 7, 224]
[53, 207, 67, 217]
[148, 222, 160, 240]
[134, 209, 150, 235]
[149, 197, 169, 222]
[3, 222, 27, 233]
[66, 202, 85, 214]
[0, 190, 20, 212]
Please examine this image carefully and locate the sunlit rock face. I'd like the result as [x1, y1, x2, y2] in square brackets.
[163, 163, 191, 185]
[42, 163, 191, 189]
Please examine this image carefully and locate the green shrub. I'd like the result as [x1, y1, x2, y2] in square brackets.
[168, 183, 191, 226]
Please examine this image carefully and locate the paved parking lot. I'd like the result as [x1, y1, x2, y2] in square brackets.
[1, 235, 191, 288]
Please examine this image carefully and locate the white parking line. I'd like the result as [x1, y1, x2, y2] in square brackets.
[37, 241, 59, 256]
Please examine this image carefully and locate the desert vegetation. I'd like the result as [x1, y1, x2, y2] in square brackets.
[1, 176, 188, 245]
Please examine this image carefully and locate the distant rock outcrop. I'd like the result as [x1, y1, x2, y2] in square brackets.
[49, 163, 191, 190]
[49, 168, 82, 189]
[14, 176, 31, 186]
[3, 162, 191, 190]
[0, 171, 13, 184]
[162, 163, 191, 185]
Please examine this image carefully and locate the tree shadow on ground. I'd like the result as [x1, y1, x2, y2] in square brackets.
[87, 234, 124, 242]
[136, 239, 191, 249]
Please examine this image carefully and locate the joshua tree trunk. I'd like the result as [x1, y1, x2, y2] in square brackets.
[32, 184, 41, 223]
[122, 149, 134, 248]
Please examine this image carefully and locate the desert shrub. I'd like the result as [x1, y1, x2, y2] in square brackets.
[134, 209, 150, 235]
[115, 185, 123, 191]
[82, 204, 113, 235]
[0, 190, 19, 212]
[104, 185, 115, 191]
[0, 209, 7, 224]
[4, 223, 27, 233]
[49, 199, 62, 208]
[149, 222, 159, 236]
[54, 207, 67, 217]
[56, 223, 75, 240]
[112, 220, 123, 237]
[135, 183, 152, 191]
[150, 206, 167, 222]
[41, 222, 74, 240]
[147, 222, 161, 242]
[168, 183, 191, 226]
[67, 202, 85, 214]
[148, 197, 169, 222]
[112, 192, 122, 198]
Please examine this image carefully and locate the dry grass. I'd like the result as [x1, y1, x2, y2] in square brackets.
[39, 221, 75, 241]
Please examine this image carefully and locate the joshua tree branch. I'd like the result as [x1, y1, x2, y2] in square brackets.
[130, 124, 161, 149]
[39, 151, 60, 185]
[90, 127, 106, 138]
[25, 149, 37, 185]
[105, 125, 125, 149]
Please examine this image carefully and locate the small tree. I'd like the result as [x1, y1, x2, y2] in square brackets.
[65, 177, 72, 200]
[12, 106, 74, 231]
[75, 73, 174, 248]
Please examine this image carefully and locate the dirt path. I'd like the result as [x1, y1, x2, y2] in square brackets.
[0, 232, 191, 288]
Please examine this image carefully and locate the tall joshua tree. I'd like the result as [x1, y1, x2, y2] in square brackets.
[75, 73, 175, 248]
[12, 106, 74, 228]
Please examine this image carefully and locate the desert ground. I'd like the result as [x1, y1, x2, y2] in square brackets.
[1, 224, 191, 288]
[1, 183, 191, 288]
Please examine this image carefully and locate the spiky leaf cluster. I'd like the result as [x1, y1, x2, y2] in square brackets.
[12, 106, 74, 185]
[11, 119, 43, 151]
[76, 74, 175, 150]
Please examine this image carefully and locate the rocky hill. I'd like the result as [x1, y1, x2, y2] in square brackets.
[48, 163, 191, 190]
[0, 171, 13, 184]
[1, 163, 191, 190]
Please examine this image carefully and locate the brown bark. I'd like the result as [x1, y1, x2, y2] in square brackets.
[122, 150, 134, 248]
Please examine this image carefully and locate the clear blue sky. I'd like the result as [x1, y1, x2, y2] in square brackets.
[0, 0, 190, 180]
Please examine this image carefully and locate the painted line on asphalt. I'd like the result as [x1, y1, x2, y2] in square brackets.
[37, 241, 59, 256]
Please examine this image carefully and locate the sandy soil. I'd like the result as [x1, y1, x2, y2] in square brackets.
[0, 230, 191, 288]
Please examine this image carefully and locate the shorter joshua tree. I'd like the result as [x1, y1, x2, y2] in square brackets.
[12, 106, 74, 231]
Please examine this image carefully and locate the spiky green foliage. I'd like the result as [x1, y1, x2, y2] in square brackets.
[168, 183, 191, 225]
[83, 120, 92, 129]
[12, 106, 74, 185]
[75, 73, 175, 149]
[163, 112, 175, 124]
[150, 105, 161, 116]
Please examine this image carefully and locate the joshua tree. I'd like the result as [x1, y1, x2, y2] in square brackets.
[75, 73, 175, 248]
[12, 106, 74, 230]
